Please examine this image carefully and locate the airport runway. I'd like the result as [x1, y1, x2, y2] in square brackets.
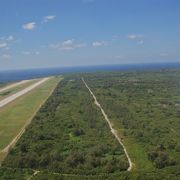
[0, 77, 50, 108]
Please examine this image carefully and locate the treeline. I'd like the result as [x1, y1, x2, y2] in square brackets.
[1, 167, 179, 180]
[0, 167, 33, 180]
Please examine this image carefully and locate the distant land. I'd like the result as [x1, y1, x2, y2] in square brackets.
[1, 62, 180, 82]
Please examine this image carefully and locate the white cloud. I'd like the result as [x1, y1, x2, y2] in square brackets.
[62, 39, 74, 46]
[42, 15, 56, 23]
[22, 22, 36, 30]
[0, 36, 15, 50]
[0, 43, 7, 48]
[127, 34, 145, 45]
[35, 51, 40, 55]
[22, 51, 31, 55]
[1, 54, 12, 59]
[50, 39, 86, 51]
[22, 51, 40, 55]
[137, 40, 144, 45]
[75, 43, 86, 48]
[22, 15, 56, 30]
[127, 34, 144, 40]
[7, 35, 14, 41]
[92, 41, 107, 47]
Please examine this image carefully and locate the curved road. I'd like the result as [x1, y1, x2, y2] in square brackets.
[82, 78, 133, 171]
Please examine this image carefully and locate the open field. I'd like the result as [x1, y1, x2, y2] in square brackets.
[0, 76, 61, 162]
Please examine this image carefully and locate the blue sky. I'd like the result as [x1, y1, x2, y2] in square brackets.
[0, 0, 180, 70]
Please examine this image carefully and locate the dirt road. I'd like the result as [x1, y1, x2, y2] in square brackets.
[82, 78, 133, 171]
[0, 77, 50, 108]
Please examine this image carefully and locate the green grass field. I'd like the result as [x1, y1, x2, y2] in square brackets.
[0, 76, 61, 162]
[115, 128, 154, 171]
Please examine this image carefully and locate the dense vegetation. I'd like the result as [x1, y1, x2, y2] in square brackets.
[28, 168, 180, 180]
[3, 77, 128, 175]
[0, 168, 33, 180]
[1, 69, 180, 179]
[83, 70, 180, 174]
[0, 167, 179, 180]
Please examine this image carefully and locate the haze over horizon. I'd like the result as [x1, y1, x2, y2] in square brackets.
[0, 0, 180, 70]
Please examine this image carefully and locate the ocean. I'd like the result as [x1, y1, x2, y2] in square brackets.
[0, 62, 180, 82]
